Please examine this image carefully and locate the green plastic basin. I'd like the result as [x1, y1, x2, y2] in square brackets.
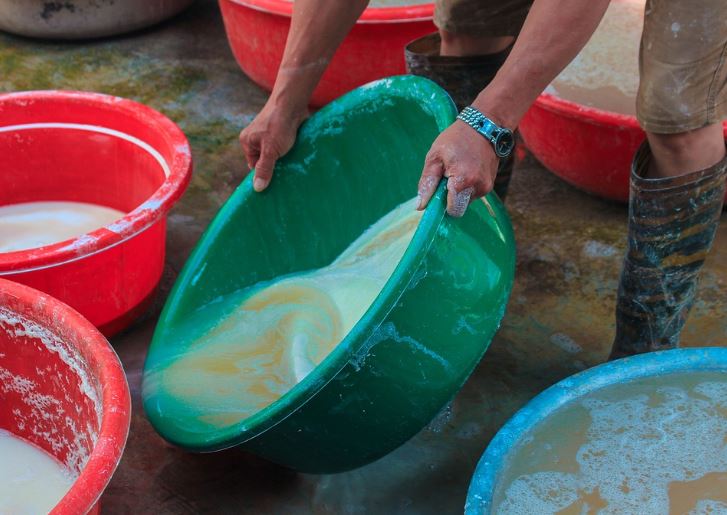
[142, 75, 516, 473]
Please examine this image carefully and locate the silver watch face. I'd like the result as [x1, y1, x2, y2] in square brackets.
[494, 129, 515, 158]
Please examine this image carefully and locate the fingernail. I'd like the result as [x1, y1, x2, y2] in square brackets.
[415, 193, 422, 210]
[253, 178, 267, 192]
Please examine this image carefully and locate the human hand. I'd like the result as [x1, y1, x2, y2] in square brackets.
[239, 102, 308, 192]
[416, 120, 499, 217]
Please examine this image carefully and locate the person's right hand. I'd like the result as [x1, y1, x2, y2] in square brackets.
[417, 120, 499, 217]
[239, 102, 308, 192]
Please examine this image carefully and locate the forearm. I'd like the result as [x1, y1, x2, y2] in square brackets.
[269, 0, 369, 113]
[473, 0, 611, 128]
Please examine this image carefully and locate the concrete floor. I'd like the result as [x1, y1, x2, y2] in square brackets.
[1, 1, 725, 513]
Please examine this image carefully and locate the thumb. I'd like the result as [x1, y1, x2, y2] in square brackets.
[253, 146, 277, 192]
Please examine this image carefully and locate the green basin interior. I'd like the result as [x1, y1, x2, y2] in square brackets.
[142, 76, 516, 473]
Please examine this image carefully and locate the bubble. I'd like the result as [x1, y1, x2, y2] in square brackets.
[493, 373, 727, 514]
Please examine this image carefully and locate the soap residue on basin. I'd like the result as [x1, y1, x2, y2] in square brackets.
[0, 307, 102, 474]
[547, 0, 644, 115]
[0, 429, 74, 515]
[492, 371, 727, 514]
[144, 198, 422, 430]
[0, 201, 126, 253]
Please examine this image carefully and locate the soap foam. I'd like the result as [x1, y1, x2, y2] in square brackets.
[691, 500, 727, 515]
[493, 372, 727, 514]
[144, 198, 422, 431]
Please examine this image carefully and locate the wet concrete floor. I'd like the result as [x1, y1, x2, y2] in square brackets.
[1, 0, 725, 513]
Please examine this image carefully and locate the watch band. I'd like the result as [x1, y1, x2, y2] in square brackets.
[456, 106, 514, 159]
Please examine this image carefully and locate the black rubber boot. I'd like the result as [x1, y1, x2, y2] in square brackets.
[405, 32, 515, 200]
[609, 141, 727, 359]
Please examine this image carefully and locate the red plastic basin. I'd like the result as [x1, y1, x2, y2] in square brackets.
[219, 0, 436, 106]
[519, 93, 727, 202]
[0, 91, 192, 337]
[0, 277, 131, 515]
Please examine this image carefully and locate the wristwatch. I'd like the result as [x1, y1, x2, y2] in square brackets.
[457, 106, 515, 159]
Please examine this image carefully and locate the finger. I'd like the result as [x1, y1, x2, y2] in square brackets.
[240, 131, 260, 171]
[417, 157, 444, 210]
[473, 173, 494, 200]
[253, 145, 277, 192]
[245, 148, 260, 174]
[446, 179, 475, 218]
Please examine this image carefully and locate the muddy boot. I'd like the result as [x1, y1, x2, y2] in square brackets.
[609, 141, 727, 360]
[405, 32, 515, 200]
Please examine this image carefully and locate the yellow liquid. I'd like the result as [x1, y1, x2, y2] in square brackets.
[548, 0, 644, 115]
[492, 372, 727, 514]
[0, 429, 74, 515]
[144, 198, 422, 429]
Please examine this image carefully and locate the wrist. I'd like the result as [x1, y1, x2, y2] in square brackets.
[267, 90, 309, 123]
[269, 58, 330, 118]
[471, 83, 521, 131]
[456, 106, 515, 159]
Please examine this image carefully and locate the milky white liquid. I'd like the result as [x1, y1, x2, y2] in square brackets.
[0, 201, 126, 253]
[548, 0, 644, 115]
[0, 429, 74, 514]
[492, 371, 727, 514]
[144, 198, 422, 431]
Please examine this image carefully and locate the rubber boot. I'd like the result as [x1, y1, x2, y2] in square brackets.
[609, 141, 727, 359]
[405, 32, 515, 200]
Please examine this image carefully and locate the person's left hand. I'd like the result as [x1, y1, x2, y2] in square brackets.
[416, 120, 499, 217]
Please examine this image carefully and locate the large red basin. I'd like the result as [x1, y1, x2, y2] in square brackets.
[519, 93, 727, 202]
[0, 278, 131, 514]
[0, 91, 192, 337]
[219, 0, 436, 106]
